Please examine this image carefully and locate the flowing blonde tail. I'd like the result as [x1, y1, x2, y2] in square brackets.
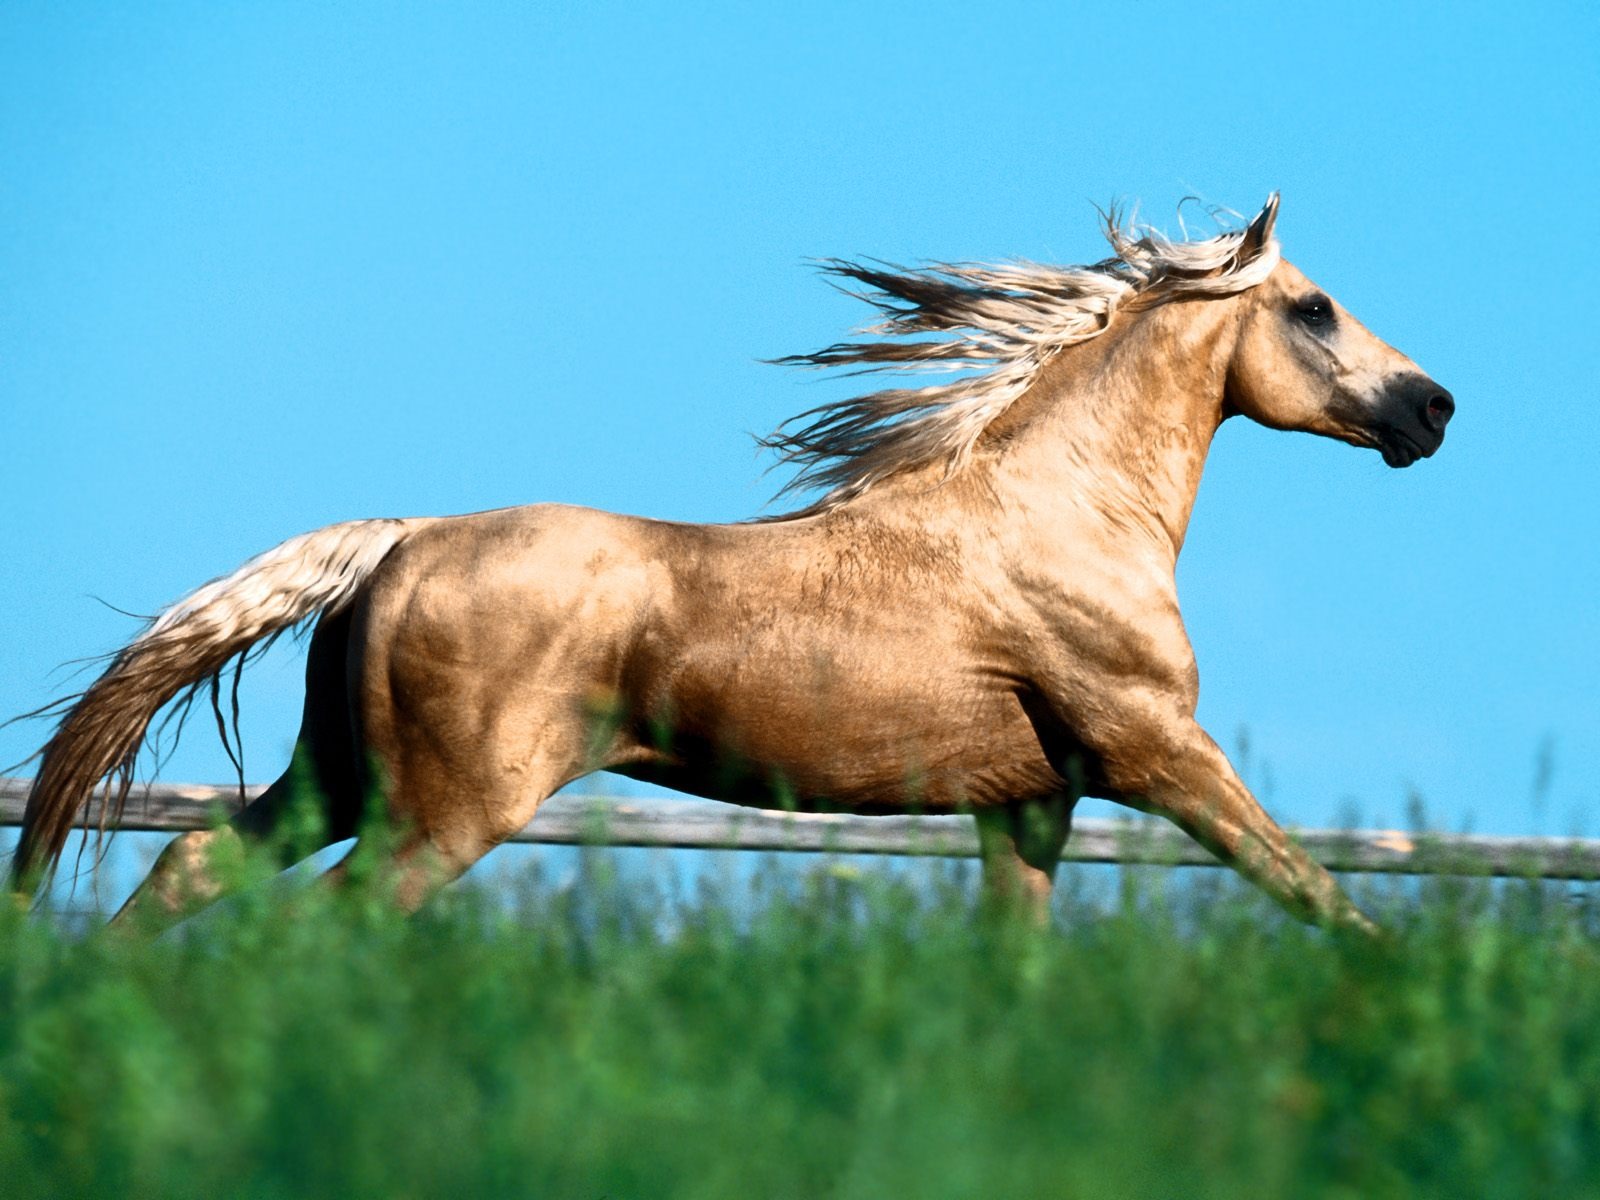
[10, 517, 427, 894]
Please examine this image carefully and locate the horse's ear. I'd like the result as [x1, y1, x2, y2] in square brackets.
[1239, 193, 1280, 261]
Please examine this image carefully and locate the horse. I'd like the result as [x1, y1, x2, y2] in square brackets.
[9, 195, 1453, 933]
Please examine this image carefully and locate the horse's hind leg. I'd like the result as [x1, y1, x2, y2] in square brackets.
[333, 528, 645, 913]
[112, 610, 365, 929]
[974, 795, 1075, 922]
[326, 661, 599, 912]
[111, 769, 340, 927]
[319, 743, 581, 913]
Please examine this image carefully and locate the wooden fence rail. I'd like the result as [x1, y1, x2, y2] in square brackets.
[2, 778, 1598, 879]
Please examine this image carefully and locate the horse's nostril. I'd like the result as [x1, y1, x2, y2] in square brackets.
[1424, 391, 1455, 429]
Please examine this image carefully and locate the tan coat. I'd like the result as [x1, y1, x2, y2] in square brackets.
[13, 200, 1453, 933]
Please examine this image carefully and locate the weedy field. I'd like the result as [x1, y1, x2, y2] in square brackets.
[2, 849, 1599, 1199]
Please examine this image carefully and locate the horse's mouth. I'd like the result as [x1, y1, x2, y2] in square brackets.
[1377, 428, 1433, 469]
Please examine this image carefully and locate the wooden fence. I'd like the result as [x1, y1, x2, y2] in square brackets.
[3, 778, 1599, 878]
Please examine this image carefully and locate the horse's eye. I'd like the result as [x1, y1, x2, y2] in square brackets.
[1295, 294, 1335, 327]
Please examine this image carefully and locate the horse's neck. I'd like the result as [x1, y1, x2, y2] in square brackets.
[984, 301, 1235, 563]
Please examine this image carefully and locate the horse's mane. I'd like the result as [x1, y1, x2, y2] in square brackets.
[762, 194, 1282, 515]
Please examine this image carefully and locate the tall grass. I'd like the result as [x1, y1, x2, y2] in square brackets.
[2, 851, 1598, 1198]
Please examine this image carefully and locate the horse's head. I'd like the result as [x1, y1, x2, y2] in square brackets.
[1225, 205, 1454, 468]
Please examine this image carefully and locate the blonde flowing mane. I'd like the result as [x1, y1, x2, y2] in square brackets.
[764, 194, 1282, 512]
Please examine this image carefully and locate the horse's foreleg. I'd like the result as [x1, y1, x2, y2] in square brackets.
[1109, 722, 1376, 935]
[974, 796, 1074, 922]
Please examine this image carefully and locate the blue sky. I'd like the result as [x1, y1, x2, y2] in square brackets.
[3, 0, 1597, 894]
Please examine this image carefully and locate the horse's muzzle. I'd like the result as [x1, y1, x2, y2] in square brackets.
[1375, 373, 1453, 468]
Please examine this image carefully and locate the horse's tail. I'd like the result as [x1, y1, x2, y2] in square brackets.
[10, 516, 429, 895]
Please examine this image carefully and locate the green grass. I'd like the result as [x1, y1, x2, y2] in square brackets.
[3, 854, 1600, 1199]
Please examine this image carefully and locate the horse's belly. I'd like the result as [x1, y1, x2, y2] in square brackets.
[619, 667, 1069, 813]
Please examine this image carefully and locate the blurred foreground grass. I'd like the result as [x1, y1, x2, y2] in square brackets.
[3, 853, 1600, 1199]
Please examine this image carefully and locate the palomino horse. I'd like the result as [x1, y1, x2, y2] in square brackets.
[11, 195, 1453, 932]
